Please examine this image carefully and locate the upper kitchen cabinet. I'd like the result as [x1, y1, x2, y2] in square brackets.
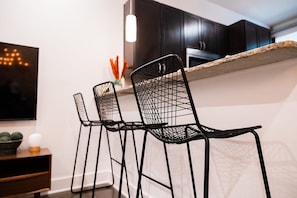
[184, 12, 228, 56]
[124, 0, 229, 76]
[228, 20, 272, 55]
[124, 0, 161, 73]
[124, 0, 185, 74]
[161, 5, 184, 70]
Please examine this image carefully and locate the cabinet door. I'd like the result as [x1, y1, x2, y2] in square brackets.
[215, 23, 228, 56]
[257, 26, 271, 47]
[161, 5, 184, 71]
[184, 13, 200, 49]
[135, 0, 161, 67]
[245, 21, 258, 50]
[200, 18, 217, 52]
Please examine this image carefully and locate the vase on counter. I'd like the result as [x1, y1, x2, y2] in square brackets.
[113, 78, 126, 90]
[109, 55, 128, 89]
[113, 79, 122, 88]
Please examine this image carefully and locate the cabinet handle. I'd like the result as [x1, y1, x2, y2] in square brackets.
[158, 63, 166, 74]
[199, 41, 202, 50]
[158, 63, 162, 73]
[162, 63, 166, 74]
[203, 42, 206, 50]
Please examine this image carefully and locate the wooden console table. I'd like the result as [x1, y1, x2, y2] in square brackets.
[0, 148, 52, 197]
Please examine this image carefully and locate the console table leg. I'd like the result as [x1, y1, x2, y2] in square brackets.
[34, 192, 41, 197]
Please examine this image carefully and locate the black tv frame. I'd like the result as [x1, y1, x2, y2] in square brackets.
[0, 42, 39, 121]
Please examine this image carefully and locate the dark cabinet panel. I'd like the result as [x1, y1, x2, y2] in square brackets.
[215, 23, 228, 55]
[245, 21, 258, 50]
[257, 26, 271, 47]
[200, 18, 217, 52]
[184, 13, 200, 49]
[124, 0, 229, 76]
[228, 20, 271, 55]
[184, 12, 228, 56]
[135, 0, 161, 67]
[161, 5, 184, 70]
[124, 0, 161, 72]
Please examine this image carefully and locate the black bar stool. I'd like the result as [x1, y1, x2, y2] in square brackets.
[92, 81, 144, 198]
[71, 93, 103, 197]
[130, 54, 271, 198]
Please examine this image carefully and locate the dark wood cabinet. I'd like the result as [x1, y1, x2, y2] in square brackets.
[124, 0, 185, 74]
[124, 2, 272, 76]
[228, 20, 271, 55]
[161, 5, 184, 72]
[124, 0, 161, 74]
[184, 13, 200, 49]
[184, 12, 228, 56]
[214, 23, 229, 55]
[0, 148, 52, 197]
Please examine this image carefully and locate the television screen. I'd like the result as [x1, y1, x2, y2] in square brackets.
[0, 42, 39, 121]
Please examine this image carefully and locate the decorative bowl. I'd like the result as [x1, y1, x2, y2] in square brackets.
[0, 139, 23, 156]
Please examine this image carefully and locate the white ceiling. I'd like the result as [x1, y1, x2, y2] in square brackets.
[208, 0, 297, 28]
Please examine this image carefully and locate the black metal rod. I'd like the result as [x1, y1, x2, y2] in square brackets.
[80, 125, 93, 197]
[136, 132, 148, 198]
[186, 142, 197, 198]
[203, 136, 210, 198]
[163, 143, 174, 197]
[251, 130, 271, 198]
[71, 123, 83, 193]
[92, 126, 103, 197]
[132, 130, 144, 198]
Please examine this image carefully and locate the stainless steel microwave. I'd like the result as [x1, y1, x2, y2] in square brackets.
[186, 48, 221, 68]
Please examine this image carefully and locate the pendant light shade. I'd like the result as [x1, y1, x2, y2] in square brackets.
[125, 14, 137, 42]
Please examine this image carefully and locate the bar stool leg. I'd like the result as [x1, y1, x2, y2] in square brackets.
[203, 137, 210, 198]
[71, 124, 83, 193]
[131, 130, 144, 198]
[187, 142, 197, 198]
[118, 130, 129, 198]
[136, 132, 148, 198]
[80, 126, 93, 197]
[92, 126, 104, 198]
[251, 130, 271, 198]
[163, 143, 174, 197]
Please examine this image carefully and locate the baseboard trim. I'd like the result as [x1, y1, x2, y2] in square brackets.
[44, 170, 112, 195]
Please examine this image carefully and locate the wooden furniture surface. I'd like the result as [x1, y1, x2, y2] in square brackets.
[0, 148, 52, 197]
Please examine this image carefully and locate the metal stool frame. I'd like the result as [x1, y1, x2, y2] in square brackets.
[71, 93, 106, 197]
[93, 81, 144, 198]
[130, 54, 271, 198]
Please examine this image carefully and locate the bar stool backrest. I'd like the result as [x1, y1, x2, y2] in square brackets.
[93, 81, 123, 123]
[73, 93, 92, 126]
[130, 54, 202, 129]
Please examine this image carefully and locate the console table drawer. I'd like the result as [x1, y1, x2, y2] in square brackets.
[0, 148, 52, 197]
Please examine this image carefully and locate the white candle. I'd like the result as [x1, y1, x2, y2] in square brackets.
[28, 133, 42, 152]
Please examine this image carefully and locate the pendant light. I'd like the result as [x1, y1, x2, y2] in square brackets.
[125, 0, 137, 42]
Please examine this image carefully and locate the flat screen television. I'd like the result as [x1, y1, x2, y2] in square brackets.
[0, 42, 39, 121]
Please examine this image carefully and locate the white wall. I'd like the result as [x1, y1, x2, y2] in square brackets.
[0, 0, 276, 196]
[0, 0, 124, 193]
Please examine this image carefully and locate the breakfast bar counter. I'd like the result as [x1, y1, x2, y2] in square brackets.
[116, 40, 297, 197]
[117, 40, 297, 96]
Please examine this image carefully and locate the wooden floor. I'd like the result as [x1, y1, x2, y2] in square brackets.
[40, 187, 123, 198]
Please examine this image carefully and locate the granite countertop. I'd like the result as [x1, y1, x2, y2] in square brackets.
[118, 40, 297, 96]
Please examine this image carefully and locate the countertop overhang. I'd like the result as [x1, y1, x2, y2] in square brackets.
[118, 41, 297, 96]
